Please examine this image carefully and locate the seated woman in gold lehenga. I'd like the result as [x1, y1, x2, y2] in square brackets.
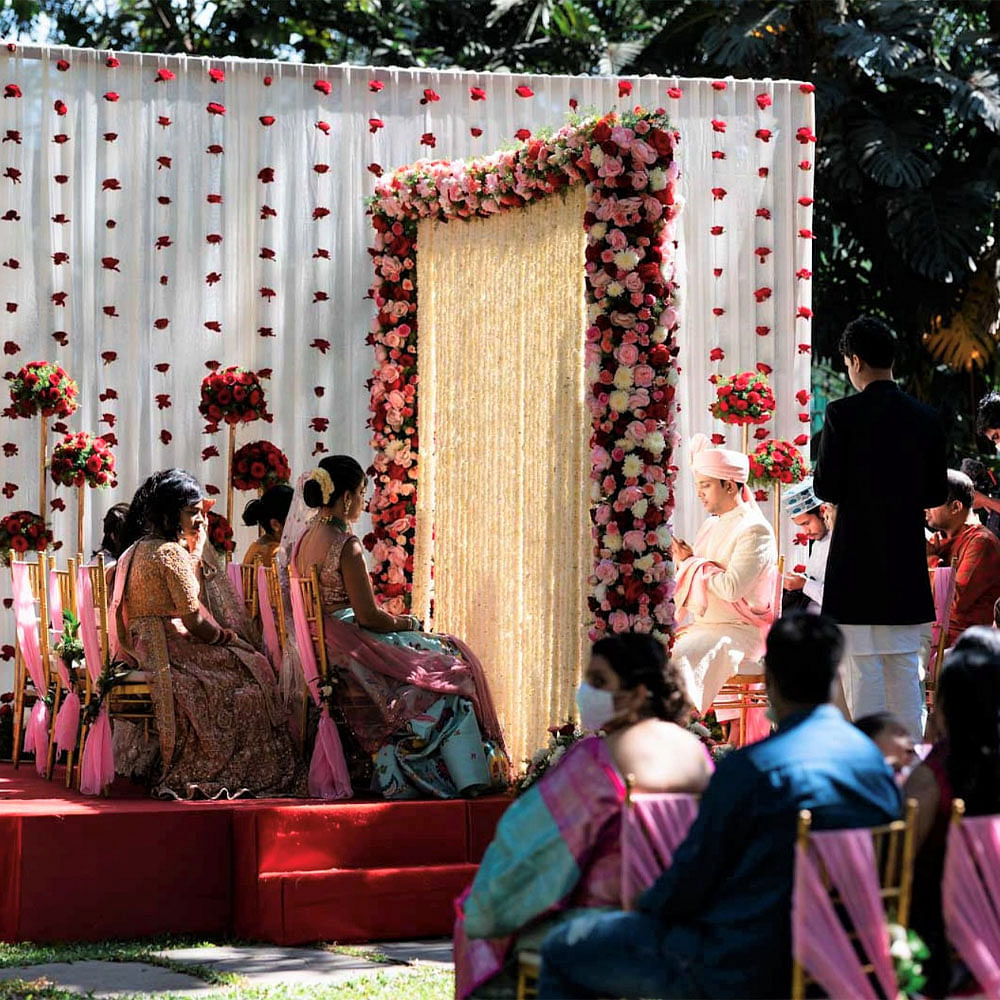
[111, 469, 304, 800]
[284, 455, 508, 799]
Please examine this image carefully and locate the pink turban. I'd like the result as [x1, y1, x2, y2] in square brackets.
[689, 432, 749, 483]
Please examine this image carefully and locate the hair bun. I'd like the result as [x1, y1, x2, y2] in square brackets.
[241, 498, 262, 527]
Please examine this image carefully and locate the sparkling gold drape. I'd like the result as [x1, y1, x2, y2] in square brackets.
[415, 188, 591, 768]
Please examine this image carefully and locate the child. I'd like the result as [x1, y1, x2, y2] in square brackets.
[855, 711, 917, 778]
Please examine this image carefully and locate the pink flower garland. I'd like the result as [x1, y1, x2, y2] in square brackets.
[364, 108, 681, 642]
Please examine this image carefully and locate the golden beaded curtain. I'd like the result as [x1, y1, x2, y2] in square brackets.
[414, 187, 592, 767]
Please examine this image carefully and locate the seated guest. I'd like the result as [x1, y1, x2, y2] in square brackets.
[453, 633, 711, 999]
[781, 477, 830, 614]
[538, 613, 901, 1000]
[240, 483, 294, 566]
[905, 628, 1000, 997]
[855, 711, 917, 777]
[285, 455, 507, 799]
[960, 457, 1000, 541]
[926, 469, 1000, 645]
[94, 501, 130, 573]
[671, 433, 777, 713]
[111, 469, 304, 799]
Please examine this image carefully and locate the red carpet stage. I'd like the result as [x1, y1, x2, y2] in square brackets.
[0, 763, 509, 944]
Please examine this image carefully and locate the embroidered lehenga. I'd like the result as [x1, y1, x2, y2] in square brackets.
[287, 525, 508, 800]
[111, 537, 305, 799]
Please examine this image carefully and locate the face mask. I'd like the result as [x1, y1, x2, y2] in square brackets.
[576, 682, 617, 732]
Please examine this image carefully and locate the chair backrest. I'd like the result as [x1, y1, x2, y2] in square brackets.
[48, 556, 77, 636]
[290, 566, 329, 699]
[943, 799, 1000, 998]
[239, 561, 258, 617]
[928, 555, 959, 680]
[620, 788, 700, 906]
[77, 555, 110, 674]
[12, 551, 52, 685]
[259, 562, 288, 648]
[791, 798, 918, 1000]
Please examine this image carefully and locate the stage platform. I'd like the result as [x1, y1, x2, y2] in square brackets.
[0, 763, 509, 945]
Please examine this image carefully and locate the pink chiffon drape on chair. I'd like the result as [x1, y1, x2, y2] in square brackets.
[621, 793, 700, 906]
[256, 565, 283, 675]
[943, 814, 1000, 997]
[792, 829, 896, 1000]
[48, 568, 81, 754]
[12, 562, 50, 775]
[288, 577, 352, 800]
[76, 565, 115, 795]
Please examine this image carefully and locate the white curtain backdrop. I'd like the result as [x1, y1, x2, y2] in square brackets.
[0, 43, 813, 690]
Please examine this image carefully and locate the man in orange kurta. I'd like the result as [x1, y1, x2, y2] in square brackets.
[926, 469, 1000, 645]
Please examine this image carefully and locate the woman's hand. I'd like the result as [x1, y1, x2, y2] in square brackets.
[671, 538, 693, 563]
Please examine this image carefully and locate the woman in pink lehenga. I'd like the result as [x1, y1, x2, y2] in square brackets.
[111, 469, 305, 800]
[283, 455, 507, 799]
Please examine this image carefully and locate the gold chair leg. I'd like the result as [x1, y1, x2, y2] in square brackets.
[45, 684, 62, 780]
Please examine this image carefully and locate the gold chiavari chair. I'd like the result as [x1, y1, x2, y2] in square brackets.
[260, 561, 288, 649]
[292, 566, 330, 747]
[45, 556, 79, 779]
[66, 556, 108, 789]
[11, 552, 53, 771]
[791, 798, 918, 999]
[239, 561, 259, 620]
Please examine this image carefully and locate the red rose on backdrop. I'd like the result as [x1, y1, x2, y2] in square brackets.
[207, 511, 235, 555]
[50, 432, 116, 489]
[231, 440, 291, 491]
[0, 511, 52, 563]
[8, 361, 78, 419]
[199, 367, 271, 426]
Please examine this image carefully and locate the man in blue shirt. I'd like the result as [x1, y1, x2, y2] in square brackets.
[538, 613, 902, 999]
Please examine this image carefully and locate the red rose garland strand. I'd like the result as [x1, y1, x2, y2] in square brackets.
[365, 108, 681, 642]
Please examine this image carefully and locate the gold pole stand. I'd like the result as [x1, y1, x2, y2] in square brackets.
[77, 483, 85, 563]
[773, 482, 782, 559]
[38, 415, 48, 534]
[226, 423, 236, 562]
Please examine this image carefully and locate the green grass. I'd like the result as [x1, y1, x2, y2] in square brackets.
[0, 938, 453, 999]
[0, 937, 240, 986]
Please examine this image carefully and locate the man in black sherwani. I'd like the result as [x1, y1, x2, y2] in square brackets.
[814, 316, 948, 738]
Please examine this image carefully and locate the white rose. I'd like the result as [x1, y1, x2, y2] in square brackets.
[635, 554, 655, 572]
[593, 582, 607, 604]
[589, 222, 607, 240]
[650, 325, 668, 344]
[604, 531, 623, 552]
[612, 249, 639, 272]
[648, 167, 667, 191]
[609, 389, 629, 413]
[616, 436, 635, 452]
[622, 454, 643, 478]
[644, 430, 666, 455]
[613, 366, 634, 390]
[590, 146, 605, 167]
[653, 482, 669, 505]
[631, 498, 648, 518]
[655, 524, 672, 548]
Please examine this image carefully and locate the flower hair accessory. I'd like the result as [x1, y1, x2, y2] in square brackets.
[308, 467, 335, 505]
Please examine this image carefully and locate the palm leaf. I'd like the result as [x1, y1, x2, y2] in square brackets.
[924, 248, 1000, 370]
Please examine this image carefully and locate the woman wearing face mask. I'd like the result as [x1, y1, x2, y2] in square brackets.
[453, 633, 711, 1000]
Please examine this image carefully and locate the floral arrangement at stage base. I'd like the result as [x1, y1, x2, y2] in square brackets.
[206, 511, 235, 558]
[199, 366, 272, 527]
[365, 107, 681, 645]
[748, 438, 809, 553]
[515, 718, 584, 796]
[231, 439, 291, 492]
[50, 432, 117, 557]
[0, 510, 54, 564]
[4, 361, 79, 519]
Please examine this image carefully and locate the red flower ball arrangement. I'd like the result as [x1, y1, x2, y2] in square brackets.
[206, 511, 235, 555]
[6, 361, 78, 419]
[231, 440, 291, 491]
[198, 366, 271, 427]
[49, 432, 117, 489]
[709, 370, 776, 426]
[748, 438, 809, 486]
[0, 510, 53, 562]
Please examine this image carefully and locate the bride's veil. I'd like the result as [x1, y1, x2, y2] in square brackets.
[275, 472, 315, 705]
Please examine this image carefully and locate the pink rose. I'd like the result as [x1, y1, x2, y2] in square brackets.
[594, 504, 612, 525]
[595, 560, 619, 584]
[608, 609, 631, 633]
[633, 364, 655, 387]
[623, 530, 647, 552]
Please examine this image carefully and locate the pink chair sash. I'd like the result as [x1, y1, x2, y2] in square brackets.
[12, 562, 50, 774]
[227, 562, 245, 605]
[621, 793, 699, 906]
[943, 814, 1000, 997]
[75, 565, 115, 796]
[288, 577, 352, 799]
[256, 565, 282, 675]
[47, 567, 81, 753]
[929, 566, 955, 667]
[792, 830, 896, 1000]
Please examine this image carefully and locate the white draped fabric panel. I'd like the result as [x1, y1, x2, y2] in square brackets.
[0, 43, 813, 692]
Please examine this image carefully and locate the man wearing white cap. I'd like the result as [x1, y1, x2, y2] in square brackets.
[781, 477, 831, 614]
[671, 433, 778, 713]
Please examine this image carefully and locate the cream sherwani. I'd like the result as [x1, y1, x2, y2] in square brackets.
[673, 500, 777, 713]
